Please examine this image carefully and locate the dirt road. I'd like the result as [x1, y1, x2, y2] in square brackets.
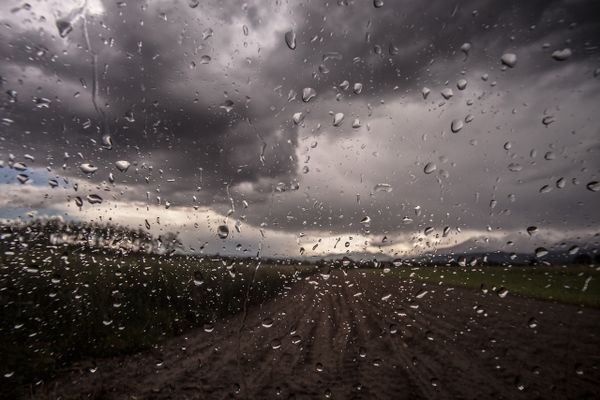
[34, 270, 600, 399]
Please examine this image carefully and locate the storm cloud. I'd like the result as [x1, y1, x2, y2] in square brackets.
[1, 0, 599, 258]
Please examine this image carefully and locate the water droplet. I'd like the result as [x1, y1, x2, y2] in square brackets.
[422, 87, 431, 99]
[13, 162, 27, 171]
[188, 0, 199, 8]
[568, 245, 579, 255]
[457, 79, 467, 90]
[292, 112, 304, 125]
[373, 183, 392, 193]
[539, 185, 552, 194]
[500, 53, 517, 68]
[527, 317, 538, 329]
[262, 317, 274, 328]
[497, 287, 509, 298]
[508, 163, 523, 172]
[80, 163, 98, 174]
[542, 115, 555, 126]
[202, 28, 213, 40]
[87, 194, 103, 204]
[333, 113, 344, 127]
[220, 100, 234, 113]
[552, 48, 572, 61]
[441, 88, 454, 99]
[203, 323, 214, 333]
[352, 118, 361, 128]
[17, 174, 29, 184]
[270, 338, 281, 349]
[424, 162, 437, 174]
[302, 88, 316, 102]
[360, 216, 371, 224]
[102, 135, 113, 150]
[460, 42, 471, 56]
[535, 247, 548, 258]
[358, 346, 367, 358]
[200, 55, 211, 64]
[193, 271, 204, 286]
[353, 82, 363, 94]
[373, 0, 384, 8]
[56, 19, 73, 38]
[451, 119, 463, 133]
[217, 225, 229, 239]
[526, 226, 538, 236]
[586, 181, 599, 192]
[115, 160, 130, 172]
[285, 30, 296, 50]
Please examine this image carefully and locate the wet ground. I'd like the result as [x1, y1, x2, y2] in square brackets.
[34, 270, 600, 400]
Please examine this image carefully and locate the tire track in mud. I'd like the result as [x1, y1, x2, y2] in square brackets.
[34, 270, 600, 400]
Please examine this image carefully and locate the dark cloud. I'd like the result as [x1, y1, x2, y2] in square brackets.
[0, 0, 599, 257]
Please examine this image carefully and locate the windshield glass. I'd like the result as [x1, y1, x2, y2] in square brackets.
[1, 1, 599, 399]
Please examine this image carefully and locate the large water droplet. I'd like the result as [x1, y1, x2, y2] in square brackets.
[217, 225, 229, 239]
[551, 48, 572, 61]
[535, 247, 548, 258]
[460, 42, 471, 56]
[586, 181, 599, 192]
[87, 194, 103, 204]
[17, 174, 29, 184]
[115, 160, 130, 172]
[450, 119, 463, 133]
[501, 53, 517, 68]
[333, 113, 344, 127]
[80, 163, 98, 174]
[262, 317, 274, 328]
[56, 19, 73, 38]
[353, 83, 363, 94]
[422, 87, 431, 99]
[441, 88, 453, 99]
[285, 30, 296, 50]
[220, 99, 234, 113]
[292, 112, 304, 125]
[457, 79, 467, 90]
[302, 88, 316, 102]
[424, 162, 437, 174]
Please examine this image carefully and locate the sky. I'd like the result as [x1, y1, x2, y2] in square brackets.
[0, 0, 599, 259]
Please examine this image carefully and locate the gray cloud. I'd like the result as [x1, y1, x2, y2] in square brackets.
[0, 0, 599, 257]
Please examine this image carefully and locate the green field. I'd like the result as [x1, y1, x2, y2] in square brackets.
[384, 265, 600, 307]
[0, 245, 313, 397]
